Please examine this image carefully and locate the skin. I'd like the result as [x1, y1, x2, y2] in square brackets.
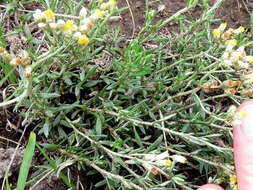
[198, 100, 253, 190]
[197, 184, 224, 190]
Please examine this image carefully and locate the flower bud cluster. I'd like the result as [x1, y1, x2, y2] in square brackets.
[212, 23, 252, 70]
[212, 23, 244, 40]
[143, 151, 187, 167]
[33, 0, 117, 46]
[0, 47, 32, 78]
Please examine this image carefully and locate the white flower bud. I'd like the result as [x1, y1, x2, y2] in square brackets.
[156, 151, 169, 160]
[172, 155, 187, 163]
[49, 22, 57, 29]
[56, 19, 65, 29]
[79, 7, 88, 19]
[143, 154, 156, 161]
[79, 25, 89, 33]
[25, 66, 32, 78]
[73, 32, 82, 40]
[38, 22, 47, 29]
[155, 159, 172, 166]
[33, 9, 44, 22]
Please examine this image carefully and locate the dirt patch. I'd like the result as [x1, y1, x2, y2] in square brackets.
[0, 148, 23, 179]
[115, 0, 251, 36]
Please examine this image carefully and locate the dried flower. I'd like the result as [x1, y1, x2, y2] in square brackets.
[223, 80, 241, 88]
[80, 18, 93, 29]
[200, 80, 219, 93]
[240, 89, 253, 96]
[25, 66, 32, 78]
[222, 28, 234, 39]
[225, 88, 236, 95]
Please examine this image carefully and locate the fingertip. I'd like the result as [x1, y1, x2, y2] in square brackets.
[197, 184, 224, 190]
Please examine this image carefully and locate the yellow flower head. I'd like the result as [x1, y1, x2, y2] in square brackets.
[78, 35, 89, 45]
[234, 26, 245, 34]
[64, 20, 75, 32]
[212, 29, 221, 38]
[239, 110, 247, 119]
[218, 22, 227, 31]
[227, 39, 237, 47]
[230, 175, 237, 184]
[95, 9, 105, 18]
[44, 9, 55, 22]
[109, 0, 117, 6]
[165, 159, 172, 166]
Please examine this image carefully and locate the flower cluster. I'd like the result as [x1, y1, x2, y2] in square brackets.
[142, 151, 187, 175]
[212, 23, 253, 70]
[0, 47, 32, 78]
[200, 23, 253, 96]
[33, 0, 116, 46]
[212, 23, 244, 40]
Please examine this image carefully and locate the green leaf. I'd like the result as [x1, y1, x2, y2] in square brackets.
[40, 93, 61, 99]
[95, 115, 102, 135]
[16, 132, 36, 190]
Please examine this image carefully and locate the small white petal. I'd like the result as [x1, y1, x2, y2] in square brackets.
[172, 155, 187, 163]
[38, 23, 47, 29]
[49, 22, 57, 29]
[73, 32, 82, 40]
[79, 7, 88, 18]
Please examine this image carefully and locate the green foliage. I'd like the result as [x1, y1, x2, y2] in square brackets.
[0, 0, 244, 189]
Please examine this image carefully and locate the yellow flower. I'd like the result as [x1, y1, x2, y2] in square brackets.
[78, 35, 89, 45]
[227, 39, 237, 47]
[218, 22, 227, 31]
[230, 175, 237, 184]
[44, 9, 55, 22]
[215, 178, 224, 184]
[234, 26, 245, 34]
[64, 20, 75, 32]
[155, 159, 172, 167]
[212, 29, 221, 38]
[239, 110, 247, 119]
[244, 56, 253, 64]
[165, 159, 172, 166]
[95, 9, 105, 18]
[109, 0, 117, 6]
[223, 28, 234, 39]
